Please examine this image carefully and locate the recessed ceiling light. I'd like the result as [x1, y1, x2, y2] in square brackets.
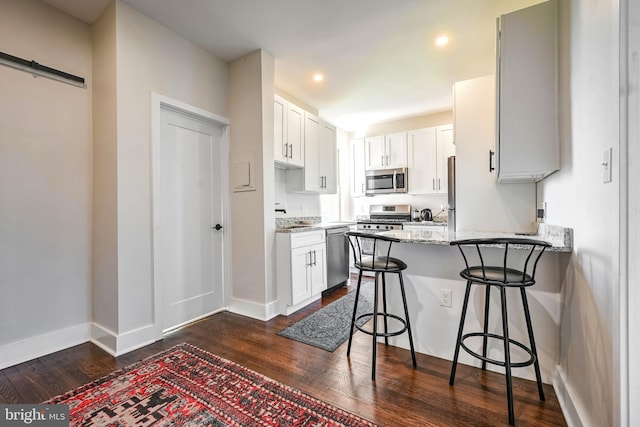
[313, 73, 324, 82]
[435, 35, 449, 47]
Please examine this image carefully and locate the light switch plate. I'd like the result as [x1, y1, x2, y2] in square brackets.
[602, 148, 612, 183]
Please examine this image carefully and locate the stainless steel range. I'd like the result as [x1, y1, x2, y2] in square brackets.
[356, 204, 411, 231]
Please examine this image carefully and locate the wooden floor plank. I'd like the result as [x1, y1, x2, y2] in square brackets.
[0, 281, 567, 426]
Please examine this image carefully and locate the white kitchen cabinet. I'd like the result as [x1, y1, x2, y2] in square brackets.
[274, 95, 287, 163]
[408, 124, 454, 194]
[350, 138, 365, 197]
[364, 135, 385, 170]
[276, 230, 327, 315]
[290, 246, 311, 304]
[308, 242, 327, 295]
[274, 95, 304, 168]
[319, 121, 337, 193]
[436, 125, 455, 191]
[494, 0, 558, 182]
[286, 112, 337, 194]
[364, 132, 407, 170]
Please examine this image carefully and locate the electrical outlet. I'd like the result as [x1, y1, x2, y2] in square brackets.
[537, 201, 547, 221]
[439, 289, 452, 308]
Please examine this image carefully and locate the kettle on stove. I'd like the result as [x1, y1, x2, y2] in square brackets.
[420, 208, 433, 221]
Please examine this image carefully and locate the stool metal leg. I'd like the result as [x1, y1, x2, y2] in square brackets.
[500, 287, 515, 426]
[450, 280, 472, 385]
[482, 285, 491, 371]
[398, 272, 417, 367]
[521, 287, 545, 401]
[347, 270, 363, 357]
[371, 272, 380, 380]
[381, 272, 389, 345]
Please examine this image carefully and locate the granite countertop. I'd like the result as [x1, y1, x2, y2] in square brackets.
[402, 221, 448, 226]
[275, 217, 355, 233]
[276, 223, 355, 233]
[378, 223, 573, 252]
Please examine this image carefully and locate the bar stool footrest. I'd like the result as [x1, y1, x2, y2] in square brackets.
[355, 313, 408, 338]
[460, 332, 537, 368]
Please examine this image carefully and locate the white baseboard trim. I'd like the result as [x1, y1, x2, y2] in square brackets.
[228, 298, 279, 321]
[90, 322, 159, 356]
[553, 365, 588, 427]
[264, 300, 280, 321]
[0, 323, 91, 370]
[90, 323, 117, 355]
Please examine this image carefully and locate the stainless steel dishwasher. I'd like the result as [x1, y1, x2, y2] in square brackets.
[325, 226, 350, 292]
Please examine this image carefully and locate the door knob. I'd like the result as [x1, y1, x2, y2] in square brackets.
[213, 224, 223, 231]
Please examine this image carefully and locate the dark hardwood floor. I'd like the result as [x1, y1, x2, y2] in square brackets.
[0, 278, 567, 426]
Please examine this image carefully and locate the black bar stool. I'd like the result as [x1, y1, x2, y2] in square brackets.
[449, 237, 552, 426]
[345, 231, 417, 380]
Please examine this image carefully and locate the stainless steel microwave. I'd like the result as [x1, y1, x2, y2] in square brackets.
[365, 167, 408, 195]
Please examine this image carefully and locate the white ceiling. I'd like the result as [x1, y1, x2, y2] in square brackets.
[41, 0, 542, 131]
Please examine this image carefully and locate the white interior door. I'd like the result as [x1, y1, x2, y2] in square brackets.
[159, 106, 225, 331]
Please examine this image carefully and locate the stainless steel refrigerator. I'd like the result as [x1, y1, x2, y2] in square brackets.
[447, 156, 456, 233]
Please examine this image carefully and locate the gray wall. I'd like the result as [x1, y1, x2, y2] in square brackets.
[0, 0, 93, 367]
[538, 0, 621, 425]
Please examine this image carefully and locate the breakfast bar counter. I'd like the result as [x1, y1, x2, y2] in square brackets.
[366, 223, 572, 384]
[379, 223, 572, 252]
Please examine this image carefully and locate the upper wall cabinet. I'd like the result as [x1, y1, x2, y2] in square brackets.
[494, 0, 559, 183]
[319, 120, 337, 193]
[286, 112, 337, 194]
[408, 125, 454, 194]
[364, 132, 407, 170]
[350, 138, 366, 197]
[274, 95, 304, 168]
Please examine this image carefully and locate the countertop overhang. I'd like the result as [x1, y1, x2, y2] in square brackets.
[275, 222, 355, 233]
[379, 223, 572, 252]
[274, 221, 572, 252]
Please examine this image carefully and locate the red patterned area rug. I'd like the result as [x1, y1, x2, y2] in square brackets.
[44, 343, 377, 426]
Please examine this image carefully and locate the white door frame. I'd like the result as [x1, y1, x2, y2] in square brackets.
[620, 0, 639, 426]
[150, 93, 231, 339]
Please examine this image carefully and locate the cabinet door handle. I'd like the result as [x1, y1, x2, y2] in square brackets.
[437, 178, 441, 191]
[361, 183, 364, 192]
[284, 143, 288, 158]
[489, 150, 495, 172]
[386, 155, 389, 165]
[381, 155, 384, 166]
[433, 179, 436, 190]
[289, 144, 293, 159]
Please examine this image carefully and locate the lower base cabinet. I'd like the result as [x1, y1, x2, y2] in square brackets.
[276, 230, 327, 315]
